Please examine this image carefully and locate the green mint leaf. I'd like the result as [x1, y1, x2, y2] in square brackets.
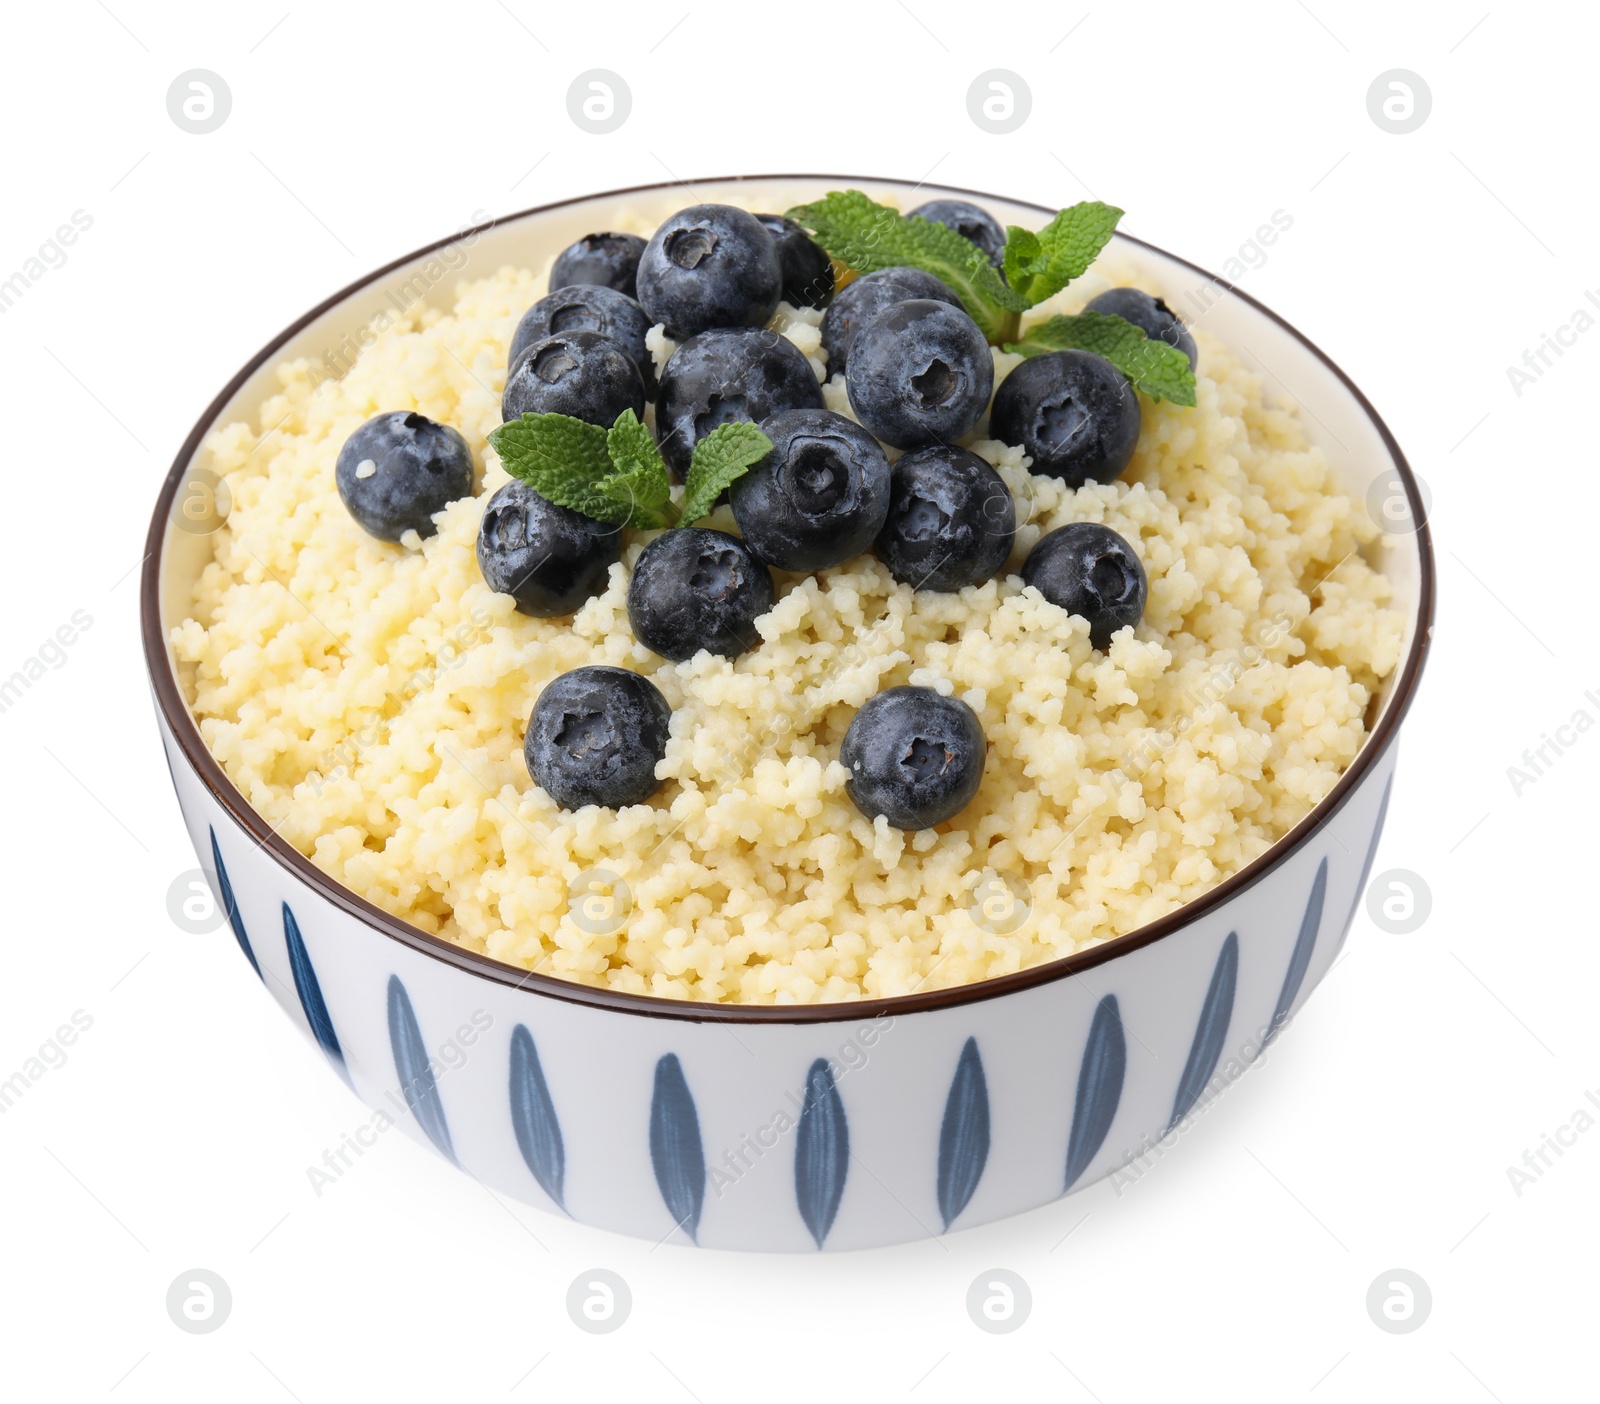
[1000, 227, 1042, 290]
[487, 412, 627, 522]
[605, 407, 667, 482]
[1005, 311, 1197, 406]
[592, 467, 671, 529]
[600, 409, 676, 529]
[679, 421, 772, 525]
[785, 190, 1026, 343]
[1001, 201, 1123, 306]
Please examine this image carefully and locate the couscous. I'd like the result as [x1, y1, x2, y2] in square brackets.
[171, 192, 1403, 1004]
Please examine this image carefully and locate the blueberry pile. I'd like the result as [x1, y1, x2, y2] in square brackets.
[331, 197, 1191, 828]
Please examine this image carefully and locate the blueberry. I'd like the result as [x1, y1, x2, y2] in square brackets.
[334, 411, 475, 542]
[549, 231, 647, 298]
[874, 445, 1015, 592]
[846, 299, 995, 450]
[477, 480, 621, 617]
[820, 267, 960, 377]
[840, 686, 987, 830]
[730, 408, 890, 573]
[636, 204, 783, 339]
[906, 199, 1006, 268]
[627, 528, 775, 662]
[524, 666, 671, 811]
[502, 328, 645, 427]
[1084, 287, 1198, 370]
[753, 214, 834, 309]
[509, 284, 657, 395]
[989, 350, 1141, 488]
[1022, 522, 1147, 648]
[655, 327, 823, 481]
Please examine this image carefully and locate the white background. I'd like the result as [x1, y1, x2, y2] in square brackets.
[0, 0, 1593, 1398]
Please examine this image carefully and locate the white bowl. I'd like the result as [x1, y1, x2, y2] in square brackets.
[142, 175, 1435, 1251]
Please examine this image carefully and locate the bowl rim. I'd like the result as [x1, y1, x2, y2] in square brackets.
[141, 171, 1435, 1026]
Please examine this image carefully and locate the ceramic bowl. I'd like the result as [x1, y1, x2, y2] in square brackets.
[141, 175, 1434, 1251]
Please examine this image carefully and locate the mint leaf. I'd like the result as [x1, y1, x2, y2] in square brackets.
[786, 190, 1026, 343]
[487, 412, 626, 521]
[1000, 227, 1042, 291]
[605, 407, 665, 479]
[593, 465, 673, 529]
[679, 422, 772, 525]
[488, 409, 680, 528]
[1002, 202, 1123, 306]
[1005, 311, 1197, 406]
[599, 409, 676, 528]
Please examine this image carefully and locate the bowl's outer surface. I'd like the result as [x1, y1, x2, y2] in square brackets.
[144, 176, 1431, 1251]
[161, 711, 1396, 1251]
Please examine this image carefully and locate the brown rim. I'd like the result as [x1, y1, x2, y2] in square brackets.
[141, 172, 1435, 1025]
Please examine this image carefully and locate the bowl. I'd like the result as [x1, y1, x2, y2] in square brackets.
[141, 175, 1434, 1251]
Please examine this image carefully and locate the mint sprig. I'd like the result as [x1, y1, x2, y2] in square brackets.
[598, 409, 675, 528]
[1005, 312, 1197, 406]
[487, 408, 773, 530]
[485, 412, 624, 522]
[786, 190, 1027, 342]
[680, 421, 771, 525]
[1002, 202, 1123, 306]
[786, 189, 1196, 408]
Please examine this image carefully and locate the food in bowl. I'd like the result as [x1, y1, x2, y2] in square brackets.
[170, 189, 1404, 1006]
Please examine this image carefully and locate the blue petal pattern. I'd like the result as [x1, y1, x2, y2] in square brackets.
[1330, 774, 1394, 963]
[936, 1038, 990, 1231]
[386, 975, 456, 1163]
[283, 903, 352, 1090]
[794, 1058, 849, 1248]
[509, 1025, 566, 1212]
[209, 827, 261, 979]
[1064, 994, 1126, 1191]
[649, 1054, 705, 1243]
[1167, 933, 1238, 1132]
[1266, 857, 1328, 1044]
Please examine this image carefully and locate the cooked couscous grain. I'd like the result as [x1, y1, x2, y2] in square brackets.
[171, 209, 1403, 1004]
